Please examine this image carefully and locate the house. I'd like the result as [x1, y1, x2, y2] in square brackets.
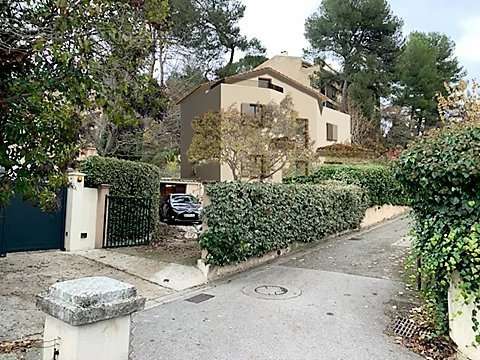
[178, 55, 351, 182]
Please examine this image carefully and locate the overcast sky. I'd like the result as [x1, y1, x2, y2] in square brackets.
[239, 0, 480, 79]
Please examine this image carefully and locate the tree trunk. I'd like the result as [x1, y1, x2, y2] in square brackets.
[228, 45, 235, 65]
[0, 205, 6, 257]
[341, 80, 349, 113]
[159, 44, 165, 86]
[149, 28, 157, 79]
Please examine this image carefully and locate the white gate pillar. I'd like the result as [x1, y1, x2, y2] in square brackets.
[64, 172, 98, 251]
[36, 276, 145, 360]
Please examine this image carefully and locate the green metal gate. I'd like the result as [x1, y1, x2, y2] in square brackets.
[0, 191, 66, 256]
[103, 195, 153, 248]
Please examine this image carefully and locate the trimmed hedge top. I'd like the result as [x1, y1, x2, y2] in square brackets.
[286, 164, 407, 207]
[200, 182, 369, 265]
[80, 156, 161, 198]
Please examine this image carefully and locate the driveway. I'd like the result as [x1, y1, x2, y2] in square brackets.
[0, 251, 172, 343]
[131, 217, 421, 360]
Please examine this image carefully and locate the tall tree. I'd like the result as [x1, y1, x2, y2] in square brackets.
[0, 0, 168, 208]
[305, 0, 403, 119]
[394, 32, 464, 134]
[156, 0, 265, 82]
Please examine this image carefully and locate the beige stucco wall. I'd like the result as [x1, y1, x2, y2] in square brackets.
[255, 56, 317, 88]
[180, 85, 222, 181]
[180, 70, 351, 183]
[218, 77, 351, 181]
[321, 107, 352, 146]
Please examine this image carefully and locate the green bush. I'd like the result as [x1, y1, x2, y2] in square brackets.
[200, 182, 369, 266]
[80, 156, 161, 198]
[80, 157, 162, 238]
[395, 123, 480, 336]
[286, 164, 407, 206]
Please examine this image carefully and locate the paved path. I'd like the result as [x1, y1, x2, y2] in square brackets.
[132, 217, 421, 360]
[77, 249, 206, 291]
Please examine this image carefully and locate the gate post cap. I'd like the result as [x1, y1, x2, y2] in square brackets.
[36, 277, 145, 326]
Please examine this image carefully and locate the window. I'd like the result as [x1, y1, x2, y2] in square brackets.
[296, 118, 309, 148]
[326, 123, 338, 142]
[241, 103, 264, 117]
[257, 77, 284, 93]
[258, 78, 272, 88]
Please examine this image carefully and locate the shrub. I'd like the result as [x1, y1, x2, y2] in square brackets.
[80, 156, 162, 236]
[286, 164, 407, 207]
[395, 123, 480, 336]
[200, 182, 369, 266]
[316, 143, 381, 159]
[80, 156, 161, 198]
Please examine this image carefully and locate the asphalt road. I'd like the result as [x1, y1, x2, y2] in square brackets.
[132, 217, 421, 360]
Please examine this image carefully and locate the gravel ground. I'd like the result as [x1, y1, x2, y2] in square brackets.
[0, 251, 172, 343]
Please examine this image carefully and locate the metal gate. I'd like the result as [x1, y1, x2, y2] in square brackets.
[0, 191, 67, 256]
[103, 195, 153, 248]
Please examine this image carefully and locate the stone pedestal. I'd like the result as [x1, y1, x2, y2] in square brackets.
[36, 277, 145, 360]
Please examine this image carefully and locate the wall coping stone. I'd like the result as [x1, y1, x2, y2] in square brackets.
[36, 277, 145, 326]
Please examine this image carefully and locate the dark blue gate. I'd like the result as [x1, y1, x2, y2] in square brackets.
[0, 191, 66, 256]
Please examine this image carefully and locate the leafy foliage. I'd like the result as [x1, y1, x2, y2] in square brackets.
[305, 0, 403, 119]
[394, 32, 464, 134]
[159, 0, 264, 80]
[200, 182, 369, 265]
[189, 96, 315, 181]
[287, 164, 407, 207]
[395, 123, 480, 336]
[0, 0, 168, 208]
[80, 156, 161, 199]
[81, 156, 162, 234]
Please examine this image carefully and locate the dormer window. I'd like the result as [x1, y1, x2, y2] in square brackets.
[258, 78, 284, 93]
[258, 78, 272, 88]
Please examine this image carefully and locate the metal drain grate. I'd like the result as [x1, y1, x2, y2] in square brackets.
[185, 293, 215, 304]
[393, 317, 423, 338]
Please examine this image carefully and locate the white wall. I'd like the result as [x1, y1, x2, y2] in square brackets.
[42, 314, 130, 360]
[64, 173, 99, 252]
[449, 275, 480, 360]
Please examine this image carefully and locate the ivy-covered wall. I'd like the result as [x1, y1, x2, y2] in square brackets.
[286, 164, 407, 207]
[200, 182, 369, 265]
[395, 123, 480, 336]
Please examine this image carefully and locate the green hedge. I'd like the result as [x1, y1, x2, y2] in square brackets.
[395, 123, 480, 335]
[200, 182, 369, 265]
[286, 164, 407, 207]
[80, 156, 161, 198]
[80, 156, 162, 237]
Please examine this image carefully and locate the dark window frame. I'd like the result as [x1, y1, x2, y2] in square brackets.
[326, 123, 338, 142]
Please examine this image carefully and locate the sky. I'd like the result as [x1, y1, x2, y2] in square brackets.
[239, 0, 480, 79]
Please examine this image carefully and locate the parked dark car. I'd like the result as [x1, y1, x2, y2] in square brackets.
[160, 194, 202, 225]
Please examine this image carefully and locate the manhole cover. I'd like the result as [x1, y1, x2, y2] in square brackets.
[242, 284, 302, 300]
[254, 285, 288, 296]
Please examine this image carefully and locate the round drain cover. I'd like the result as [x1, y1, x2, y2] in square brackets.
[255, 285, 288, 296]
[242, 284, 302, 300]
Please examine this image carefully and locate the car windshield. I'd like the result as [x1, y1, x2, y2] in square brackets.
[171, 195, 198, 204]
